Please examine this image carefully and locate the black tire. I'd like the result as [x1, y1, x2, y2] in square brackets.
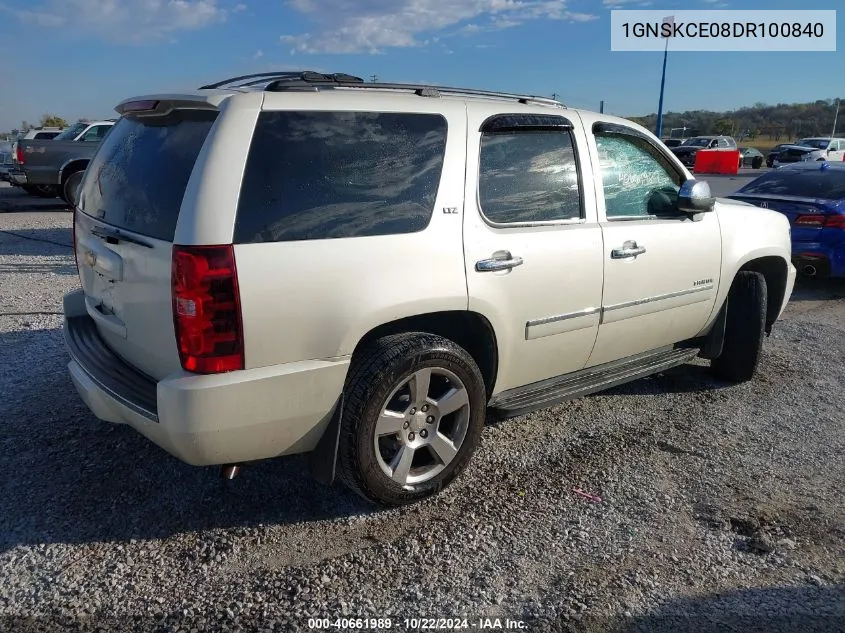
[61, 170, 85, 207]
[338, 332, 487, 507]
[23, 184, 58, 198]
[711, 272, 768, 383]
[752, 156, 763, 169]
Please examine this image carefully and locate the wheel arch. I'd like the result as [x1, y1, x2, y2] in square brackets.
[352, 310, 499, 399]
[59, 159, 89, 183]
[738, 255, 789, 333]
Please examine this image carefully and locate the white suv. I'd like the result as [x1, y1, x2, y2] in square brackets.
[63, 71, 796, 506]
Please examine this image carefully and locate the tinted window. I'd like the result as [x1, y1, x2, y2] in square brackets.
[34, 132, 59, 139]
[478, 130, 581, 224]
[596, 132, 682, 218]
[234, 111, 447, 243]
[78, 109, 217, 241]
[738, 169, 845, 200]
[796, 139, 829, 150]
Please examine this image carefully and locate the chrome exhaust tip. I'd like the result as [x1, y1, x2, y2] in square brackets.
[221, 464, 242, 480]
[803, 264, 817, 277]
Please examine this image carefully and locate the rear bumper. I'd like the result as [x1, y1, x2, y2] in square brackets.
[792, 242, 845, 278]
[63, 290, 350, 466]
[8, 169, 27, 185]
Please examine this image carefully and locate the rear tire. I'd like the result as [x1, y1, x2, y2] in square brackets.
[711, 272, 768, 383]
[338, 333, 487, 507]
[752, 156, 763, 169]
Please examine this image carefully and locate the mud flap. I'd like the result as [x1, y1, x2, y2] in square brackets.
[699, 299, 728, 360]
[308, 393, 343, 486]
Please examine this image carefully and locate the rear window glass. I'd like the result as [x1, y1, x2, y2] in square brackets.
[738, 169, 845, 200]
[234, 111, 447, 243]
[77, 109, 217, 241]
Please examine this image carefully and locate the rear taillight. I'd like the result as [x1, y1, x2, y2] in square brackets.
[15, 145, 24, 164]
[171, 245, 244, 374]
[795, 214, 845, 229]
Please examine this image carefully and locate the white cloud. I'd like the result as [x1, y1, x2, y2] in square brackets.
[280, 0, 600, 54]
[253, 48, 264, 58]
[1, 0, 228, 42]
[233, 2, 247, 10]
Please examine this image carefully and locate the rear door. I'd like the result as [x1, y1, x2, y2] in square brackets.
[462, 108, 604, 393]
[74, 105, 221, 380]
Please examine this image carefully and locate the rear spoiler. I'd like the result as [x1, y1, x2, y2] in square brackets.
[115, 95, 221, 118]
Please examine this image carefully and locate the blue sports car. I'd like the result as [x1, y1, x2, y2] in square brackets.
[728, 162, 845, 279]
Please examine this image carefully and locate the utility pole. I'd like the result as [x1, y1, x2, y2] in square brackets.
[600, 100, 604, 114]
[831, 98, 840, 138]
[655, 15, 674, 139]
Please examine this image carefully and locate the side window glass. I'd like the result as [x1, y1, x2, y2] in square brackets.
[234, 111, 447, 243]
[82, 126, 107, 142]
[595, 132, 682, 219]
[478, 129, 581, 224]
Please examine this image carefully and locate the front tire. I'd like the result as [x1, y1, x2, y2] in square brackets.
[338, 333, 487, 507]
[711, 272, 768, 383]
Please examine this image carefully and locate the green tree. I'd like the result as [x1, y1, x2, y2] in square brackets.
[39, 114, 69, 128]
[713, 118, 735, 135]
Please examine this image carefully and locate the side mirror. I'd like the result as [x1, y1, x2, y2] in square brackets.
[678, 179, 714, 214]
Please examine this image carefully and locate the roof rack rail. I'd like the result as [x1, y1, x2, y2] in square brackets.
[199, 70, 364, 90]
[264, 73, 564, 106]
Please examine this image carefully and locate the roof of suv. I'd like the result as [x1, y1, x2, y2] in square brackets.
[116, 70, 568, 113]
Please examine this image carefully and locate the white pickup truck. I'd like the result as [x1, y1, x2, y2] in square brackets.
[62, 72, 796, 507]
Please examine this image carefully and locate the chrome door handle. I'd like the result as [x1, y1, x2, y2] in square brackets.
[475, 252, 524, 272]
[611, 241, 646, 259]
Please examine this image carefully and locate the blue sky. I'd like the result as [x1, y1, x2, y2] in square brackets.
[0, 0, 841, 131]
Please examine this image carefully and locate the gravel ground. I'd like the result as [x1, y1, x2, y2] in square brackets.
[1, 182, 843, 633]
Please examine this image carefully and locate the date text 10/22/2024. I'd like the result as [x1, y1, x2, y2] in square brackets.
[308, 617, 529, 630]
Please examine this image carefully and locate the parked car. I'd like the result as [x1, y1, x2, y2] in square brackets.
[662, 138, 684, 148]
[766, 143, 792, 168]
[0, 151, 15, 182]
[670, 135, 738, 169]
[8, 120, 115, 202]
[793, 137, 845, 162]
[771, 144, 831, 167]
[17, 127, 63, 141]
[728, 162, 845, 279]
[63, 71, 795, 507]
[738, 147, 765, 169]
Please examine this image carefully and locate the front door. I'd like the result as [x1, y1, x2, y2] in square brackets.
[584, 119, 722, 367]
[463, 109, 604, 393]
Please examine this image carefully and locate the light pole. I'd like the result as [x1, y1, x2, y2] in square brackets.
[831, 98, 840, 138]
[655, 15, 674, 139]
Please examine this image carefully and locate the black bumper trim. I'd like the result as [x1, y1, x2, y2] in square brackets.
[64, 315, 159, 422]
